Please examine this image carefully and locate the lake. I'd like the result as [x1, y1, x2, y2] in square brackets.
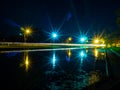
[0, 48, 108, 90]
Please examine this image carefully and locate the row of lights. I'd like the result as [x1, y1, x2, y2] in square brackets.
[51, 33, 105, 44]
[20, 26, 105, 44]
[22, 48, 103, 71]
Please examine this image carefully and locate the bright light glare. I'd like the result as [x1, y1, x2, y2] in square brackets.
[53, 33, 57, 37]
[68, 37, 72, 41]
[80, 36, 87, 43]
[94, 39, 99, 43]
[80, 37, 85, 42]
[21, 26, 32, 35]
[25, 28, 31, 35]
[52, 32, 58, 38]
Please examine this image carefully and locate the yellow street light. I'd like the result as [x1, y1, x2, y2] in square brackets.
[94, 39, 99, 44]
[25, 29, 31, 34]
[94, 39, 99, 43]
[68, 37, 72, 41]
[66, 37, 72, 43]
[20, 26, 32, 42]
[24, 27, 32, 35]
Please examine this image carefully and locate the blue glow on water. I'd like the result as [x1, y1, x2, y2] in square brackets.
[66, 55, 70, 62]
[79, 50, 87, 58]
[52, 52, 56, 69]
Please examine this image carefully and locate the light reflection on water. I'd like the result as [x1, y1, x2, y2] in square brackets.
[52, 51, 56, 69]
[20, 51, 31, 72]
[0, 48, 107, 89]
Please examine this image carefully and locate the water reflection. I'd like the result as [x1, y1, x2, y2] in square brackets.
[88, 71, 100, 85]
[94, 48, 99, 59]
[20, 51, 31, 72]
[15, 48, 108, 89]
[94, 48, 105, 61]
[66, 49, 71, 61]
[67, 49, 71, 58]
[52, 51, 56, 69]
[79, 50, 87, 58]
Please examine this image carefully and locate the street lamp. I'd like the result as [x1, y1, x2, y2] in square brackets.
[68, 37, 72, 41]
[66, 37, 72, 43]
[80, 36, 87, 43]
[51, 32, 59, 43]
[80, 37, 85, 42]
[25, 28, 31, 34]
[94, 39, 99, 44]
[93, 38, 105, 44]
[52, 32, 58, 39]
[21, 26, 32, 42]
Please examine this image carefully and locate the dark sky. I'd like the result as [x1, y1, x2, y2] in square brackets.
[0, 0, 120, 36]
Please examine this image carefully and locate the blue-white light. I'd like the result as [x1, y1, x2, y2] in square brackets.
[52, 52, 56, 69]
[80, 37, 85, 42]
[79, 50, 87, 58]
[53, 53, 56, 63]
[52, 32, 57, 38]
[80, 51, 84, 57]
[80, 36, 87, 43]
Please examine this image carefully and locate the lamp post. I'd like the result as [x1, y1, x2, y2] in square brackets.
[21, 27, 32, 42]
[80, 36, 87, 43]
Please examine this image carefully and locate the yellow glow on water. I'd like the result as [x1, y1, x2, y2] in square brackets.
[94, 49, 98, 58]
[67, 49, 71, 57]
[25, 55, 29, 65]
[24, 52, 30, 72]
[19, 52, 31, 72]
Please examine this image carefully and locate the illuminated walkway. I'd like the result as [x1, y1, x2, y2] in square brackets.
[0, 42, 105, 53]
[0, 42, 105, 48]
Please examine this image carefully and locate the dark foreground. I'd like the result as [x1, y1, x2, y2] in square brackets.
[0, 48, 120, 90]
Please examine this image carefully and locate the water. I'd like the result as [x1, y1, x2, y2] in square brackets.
[0, 48, 108, 90]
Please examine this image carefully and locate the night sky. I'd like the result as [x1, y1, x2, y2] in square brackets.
[0, 0, 120, 36]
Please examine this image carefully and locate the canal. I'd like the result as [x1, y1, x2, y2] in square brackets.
[0, 48, 119, 90]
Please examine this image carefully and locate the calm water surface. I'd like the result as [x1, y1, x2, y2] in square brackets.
[0, 48, 107, 90]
